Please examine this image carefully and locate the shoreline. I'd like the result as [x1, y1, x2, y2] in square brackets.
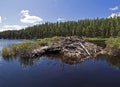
[2, 36, 120, 59]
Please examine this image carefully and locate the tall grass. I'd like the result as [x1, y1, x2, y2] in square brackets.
[2, 48, 15, 57]
[2, 36, 61, 57]
[84, 37, 108, 41]
[37, 36, 61, 46]
[106, 37, 120, 49]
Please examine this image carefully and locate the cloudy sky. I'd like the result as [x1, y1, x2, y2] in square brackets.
[0, 0, 119, 31]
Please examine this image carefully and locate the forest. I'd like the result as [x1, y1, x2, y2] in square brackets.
[0, 17, 120, 39]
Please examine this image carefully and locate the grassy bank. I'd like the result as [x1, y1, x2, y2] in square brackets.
[84, 37, 108, 47]
[2, 36, 120, 58]
[37, 36, 61, 46]
[106, 37, 120, 49]
[85, 37, 120, 49]
[2, 36, 61, 58]
[84, 37, 108, 42]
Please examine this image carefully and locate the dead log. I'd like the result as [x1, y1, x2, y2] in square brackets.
[79, 42, 91, 56]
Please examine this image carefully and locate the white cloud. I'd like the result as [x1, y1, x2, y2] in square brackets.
[109, 6, 119, 11]
[0, 25, 27, 32]
[108, 12, 120, 18]
[57, 18, 65, 21]
[0, 16, 2, 23]
[20, 10, 43, 24]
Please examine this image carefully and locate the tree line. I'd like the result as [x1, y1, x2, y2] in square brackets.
[0, 17, 120, 39]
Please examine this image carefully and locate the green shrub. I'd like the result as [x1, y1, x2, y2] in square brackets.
[106, 37, 120, 49]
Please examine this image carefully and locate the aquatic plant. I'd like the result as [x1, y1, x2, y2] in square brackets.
[2, 36, 61, 57]
[2, 48, 15, 57]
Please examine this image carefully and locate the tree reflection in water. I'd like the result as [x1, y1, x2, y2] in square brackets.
[3, 56, 40, 68]
[2, 54, 88, 67]
[107, 56, 120, 68]
[46, 54, 87, 64]
[3, 54, 120, 69]
[95, 55, 120, 69]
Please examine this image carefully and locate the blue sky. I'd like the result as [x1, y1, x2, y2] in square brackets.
[0, 0, 120, 31]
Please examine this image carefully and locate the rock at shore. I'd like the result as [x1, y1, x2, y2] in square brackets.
[31, 36, 102, 59]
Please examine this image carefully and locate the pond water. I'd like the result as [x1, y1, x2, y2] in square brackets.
[0, 39, 120, 87]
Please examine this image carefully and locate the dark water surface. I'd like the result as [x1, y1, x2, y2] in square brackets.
[0, 39, 120, 87]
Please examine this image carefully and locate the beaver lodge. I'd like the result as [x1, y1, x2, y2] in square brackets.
[31, 36, 102, 60]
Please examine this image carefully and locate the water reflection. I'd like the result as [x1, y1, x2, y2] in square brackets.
[2, 56, 40, 68]
[2, 53, 88, 68]
[106, 56, 120, 68]
[46, 54, 86, 64]
[3, 54, 120, 69]
[19, 57, 40, 68]
[95, 55, 120, 69]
